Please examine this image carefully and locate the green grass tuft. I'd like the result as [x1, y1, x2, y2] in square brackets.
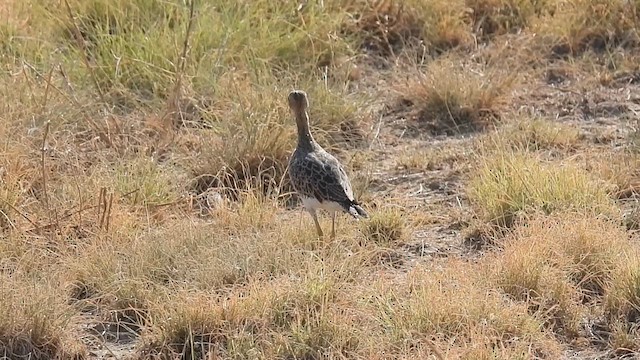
[468, 151, 617, 226]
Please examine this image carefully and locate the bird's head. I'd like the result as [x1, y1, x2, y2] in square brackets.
[288, 90, 309, 114]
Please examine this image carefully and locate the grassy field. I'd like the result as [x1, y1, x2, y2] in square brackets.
[2, 0, 640, 358]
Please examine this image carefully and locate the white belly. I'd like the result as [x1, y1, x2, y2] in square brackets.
[301, 197, 344, 213]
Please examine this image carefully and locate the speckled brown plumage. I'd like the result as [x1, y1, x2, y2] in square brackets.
[287, 90, 368, 238]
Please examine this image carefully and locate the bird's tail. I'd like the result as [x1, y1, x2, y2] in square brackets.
[347, 201, 369, 219]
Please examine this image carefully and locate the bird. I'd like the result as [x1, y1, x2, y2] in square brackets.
[287, 89, 368, 239]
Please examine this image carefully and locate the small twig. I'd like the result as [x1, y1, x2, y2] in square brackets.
[161, 0, 197, 131]
[26, 204, 101, 233]
[120, 189, 140, 199]
[0, 199, 39, 229]
[96, 187, 104, 225]
[74, 167, 83, 225]
[99, 187, 107, 230]
[23, 61, 115, 149]
[62, 1, 116, 148]
[277, 163, 293, 200]
[40, 121, 51, 216]
[41, 66, 55, 114]
[40, 119, 62, 234]
[58, 65, 76, 95]
[20, 63, 36, 106]
[63, 0, 108, 106]
[105, 192, 113, 232]
[97, 188, 119, 231]
[384, 172, 424, 183]
[369, 113, 384, 150]
[149, 198, 188, 209]
[547, 84, 583, 97]
[178, 0, 197, 78]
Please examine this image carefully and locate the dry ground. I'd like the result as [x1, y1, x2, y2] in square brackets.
[3, 0, 640, 359]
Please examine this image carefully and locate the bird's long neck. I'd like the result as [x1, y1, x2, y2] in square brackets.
[295, 110, 315, 150]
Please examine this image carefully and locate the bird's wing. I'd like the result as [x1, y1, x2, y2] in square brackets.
[308, 152, 354, 204]
[334, 161, 355, 200]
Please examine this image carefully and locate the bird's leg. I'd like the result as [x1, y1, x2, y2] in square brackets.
[331, 211, 336, 239]
[309, 209, 324, 238]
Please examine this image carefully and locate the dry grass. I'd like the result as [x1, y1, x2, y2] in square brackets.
[583, 149, 640, 199]
[485, 116, 583, 152]
[362, 206, 405, 245]
[532, 0, 640, 56]
[345, 0, 553, 56]
[395, 140, 467, 171]
[468, 150, 617, 227]
[343, 0, 472, 56]
[373, 264, 558, 356]
[3, 0, 640, 358]
[396, 56, 514, 136]
[605, 258, 640, 354]
[485, 213, 640, 344]
[466, 0, 551, 39]
[140, 277, 364, 359]
[0, 276, 86, 359]
[0, 232, 87, 359]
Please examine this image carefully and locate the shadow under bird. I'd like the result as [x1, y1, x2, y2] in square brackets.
[287, 90, 368, 239]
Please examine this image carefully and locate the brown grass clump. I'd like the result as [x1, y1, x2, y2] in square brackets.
[466, 0, 551, 39]
[397, 57, 513, 136]
[481, 213, 640, 348]
[533, 0, 640, 56]
[344, 0, 472, 56]
[363, 213, 640, 356]
[487, 214, 628, 332]
[67, 209, 337, 297]
[583, 149, 640, 199]
[141, 277, 363, 359]
[604, 255, 640, 353]
[0, 274, 86, 359]
[490, 241, 582, 335]
[106, 157, 184, 207]
[345, 0, 553, 56]
[65, 200, 371, 334]
[370, 262, 562, 358]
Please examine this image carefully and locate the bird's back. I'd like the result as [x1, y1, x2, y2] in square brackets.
[289, 144, 354, 209]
